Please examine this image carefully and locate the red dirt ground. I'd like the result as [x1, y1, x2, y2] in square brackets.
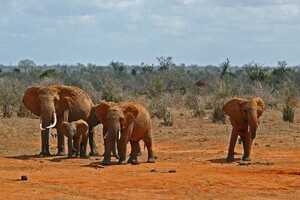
[0, 109, 299, 200]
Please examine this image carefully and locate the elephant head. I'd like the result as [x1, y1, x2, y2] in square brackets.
[95, 101, 138, 164]
[23, 86, 62, 129]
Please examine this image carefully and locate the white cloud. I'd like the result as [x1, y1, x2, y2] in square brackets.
[89, 0, 143, 9]
[1, 0, 300, 64]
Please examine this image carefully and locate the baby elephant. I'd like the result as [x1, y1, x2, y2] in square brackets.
[61, 120, 89, 158]
[223, 97, 265, 162]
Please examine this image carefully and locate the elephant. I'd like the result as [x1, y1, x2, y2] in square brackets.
[95, 101, 155, 165]
[223, 97, 265, 162]
[22, 85, 99, 157]
[61, 120, 89, 158]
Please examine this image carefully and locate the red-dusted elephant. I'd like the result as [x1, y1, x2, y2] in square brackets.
[223, 97, 265, 162]
[61, 119, 89, 158]
[22, 85, 99, 156]
[95, 101, 155, 165]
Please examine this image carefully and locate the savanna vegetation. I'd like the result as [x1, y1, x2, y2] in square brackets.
[0, 57, 299, 124]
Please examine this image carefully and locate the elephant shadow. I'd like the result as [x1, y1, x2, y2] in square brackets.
[48, 156, 73, 162]
[5, 154, 53, 160]
[82, 161, 121, 169]
[208, 157, 241, 164]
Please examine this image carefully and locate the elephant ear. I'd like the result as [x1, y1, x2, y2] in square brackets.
[22, 86, 41, 116]
[95, 101, 113, 123]
[252, 97, 265, 117]
[223, 98, 247, 119]
[77, 120, 89, 136]
[123, 104, 139, 127]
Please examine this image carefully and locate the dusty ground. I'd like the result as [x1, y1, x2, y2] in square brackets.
[0, 109, 299, 200]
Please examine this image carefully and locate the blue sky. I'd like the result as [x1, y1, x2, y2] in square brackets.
[0, 0, 300, 66]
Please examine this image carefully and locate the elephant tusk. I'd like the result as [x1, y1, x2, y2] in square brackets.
[46, 112, 57, 129]
[117, 130, 121, 141]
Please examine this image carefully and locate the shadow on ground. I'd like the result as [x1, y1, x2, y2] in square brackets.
[208, 157, 241, 164]
[5, 154, 53, 160]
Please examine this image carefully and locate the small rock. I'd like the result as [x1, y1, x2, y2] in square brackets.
[254, 143, 259, 146]
[168, 169, 176, 173]
[265, 144, 271, 147]
[21, 176, 28, 181]
[150, 169, 157, 173]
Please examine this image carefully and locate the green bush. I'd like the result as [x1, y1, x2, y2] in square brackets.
[282, 105, 294, 123]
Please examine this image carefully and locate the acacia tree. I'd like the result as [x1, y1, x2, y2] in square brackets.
[245, 63, 269, 95]
[157, 56, 175, 71]
[18, 59, 36, 73]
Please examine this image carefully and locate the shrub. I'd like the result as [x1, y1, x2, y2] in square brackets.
[282, 105, 294, 123]
[212, 101, 226, 123]
[282, 96, 297, 123]
[149, 98, 168, 119]
[2, 103, 13, 118]
[162, 110, 173, 126]
[184, 94, 205, 118]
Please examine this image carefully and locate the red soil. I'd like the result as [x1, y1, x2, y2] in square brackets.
[0, 109, 299, 199]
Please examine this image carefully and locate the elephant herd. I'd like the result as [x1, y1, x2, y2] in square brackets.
[22, 84, 265, 165]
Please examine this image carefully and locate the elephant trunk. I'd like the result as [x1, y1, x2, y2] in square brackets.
[247, 108, 258, 140]
[40, 112, 57, 130]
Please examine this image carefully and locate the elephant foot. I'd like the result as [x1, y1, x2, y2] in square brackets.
[39, 151, 51, 157]
[101, 159, 111, 165]
[56, 151, 66, 156]
[147, 157, 155, 163]
[242, 156, 251, 161]
[118, 160, 127, 165]
[67, 154, 73, 158]
[80, 154, 89, 159]
[89, 152, 100, 157]
[127, 157, 139, 165]
[226, 155, 235, 163]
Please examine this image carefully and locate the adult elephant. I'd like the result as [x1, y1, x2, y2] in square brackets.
[22, 85, 99, 156]
[223, 97, 265, 162]
[95, 101, 154, 165]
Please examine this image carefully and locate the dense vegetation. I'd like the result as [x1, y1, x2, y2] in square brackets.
[1, 58, 299, 123]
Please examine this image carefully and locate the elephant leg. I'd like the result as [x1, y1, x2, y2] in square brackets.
[80, 134, 88, 158]
[57, 131, 65, 156]
[136, 142, 142, 156]
[111, 139, 119, 159]
[143, 134, 155, 163]
[117, 138, 128, 165]
[102, 139, 113, 165]
[128, 141, 139, 164]
[242, 132, 252, 161]
[88, 128, 99, 156]
[40, 129, 51, 156]
[226, 128, 238, 162]
[67, 136, 73, 158]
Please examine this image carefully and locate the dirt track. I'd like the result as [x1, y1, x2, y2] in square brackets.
[0, 109, 299, 200]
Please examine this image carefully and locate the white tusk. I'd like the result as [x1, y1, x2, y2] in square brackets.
[117, 130, 121, 140]
[46, 112, 57, 129]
